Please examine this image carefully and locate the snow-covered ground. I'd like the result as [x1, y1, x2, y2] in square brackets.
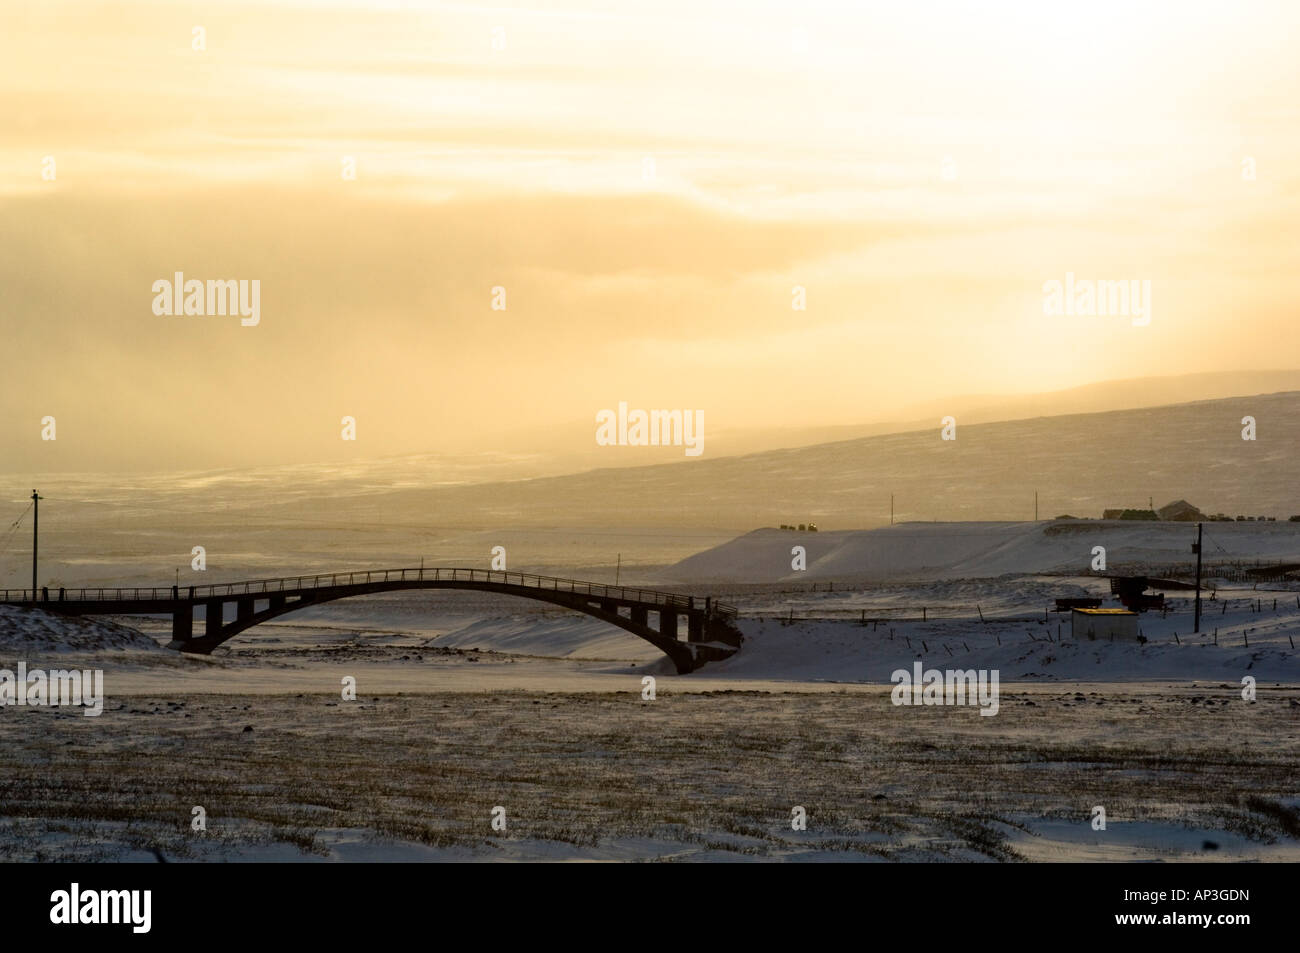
[0, 605, 165, 653]
[2, 518, 1297, 863]
[3, 674, 1295, 864]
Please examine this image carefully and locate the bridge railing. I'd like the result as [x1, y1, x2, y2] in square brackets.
[0, 587, 183, 602]
[1, 568, 737, 618]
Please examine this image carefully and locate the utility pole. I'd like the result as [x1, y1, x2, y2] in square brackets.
[890, 494, 894, 526]
[1193, 522, 1203, 633]
[30, 489, 41, 605]
[615, 553, 621, 586]
[1034, 491, 1038, 521]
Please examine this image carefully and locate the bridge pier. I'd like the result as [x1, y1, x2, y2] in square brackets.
[172, 605, 192, 641]
[238, 597, 254, 622]
[660, 609, 678, 640]
[631, 606, 647, 627]
[205, 599, 223, 637]
[687, 612, 704, 642]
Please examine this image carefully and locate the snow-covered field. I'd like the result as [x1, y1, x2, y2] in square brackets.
[2, 519, 1297, 862]
[3, 674, 1296, 863]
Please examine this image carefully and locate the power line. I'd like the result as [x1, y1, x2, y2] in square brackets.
[1200, 528, 1234, 556]
[0, 502, 33, 556]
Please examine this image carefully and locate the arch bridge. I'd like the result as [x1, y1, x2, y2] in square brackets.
[1, 568, 742, 673]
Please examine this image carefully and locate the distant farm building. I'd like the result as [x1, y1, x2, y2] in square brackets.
[1101, 507, 1158, 520]
[1100, 500, 1205, 521]
[1071, 608, 1140, 642]
[1157, 499, 1205, 521]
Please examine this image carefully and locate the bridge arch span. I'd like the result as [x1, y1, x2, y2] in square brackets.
[5, 568, 741, 674]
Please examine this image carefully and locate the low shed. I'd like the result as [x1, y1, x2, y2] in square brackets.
[1071, 608, 1140, 642]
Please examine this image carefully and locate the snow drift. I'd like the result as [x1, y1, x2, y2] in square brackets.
[0, 606, 164, 654]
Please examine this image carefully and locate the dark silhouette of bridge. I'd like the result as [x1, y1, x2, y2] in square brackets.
[1, 568, 742, 673]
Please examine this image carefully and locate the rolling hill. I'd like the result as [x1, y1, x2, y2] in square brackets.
[334, 390, 1300, 531]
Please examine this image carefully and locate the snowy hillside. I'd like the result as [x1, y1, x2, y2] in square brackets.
[668, 519, 1300, 583]
[359, 390, 1300, 530]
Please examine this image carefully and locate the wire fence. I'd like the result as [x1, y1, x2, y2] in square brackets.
[755, 592, 1300, 626]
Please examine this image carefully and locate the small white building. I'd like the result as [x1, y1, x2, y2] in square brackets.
[1071, 608, 1140, 642]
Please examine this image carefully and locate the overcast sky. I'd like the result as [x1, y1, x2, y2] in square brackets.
[2, 0, 1298, 471]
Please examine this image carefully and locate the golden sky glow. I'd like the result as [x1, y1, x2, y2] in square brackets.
[2, 0, 1299, 471]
